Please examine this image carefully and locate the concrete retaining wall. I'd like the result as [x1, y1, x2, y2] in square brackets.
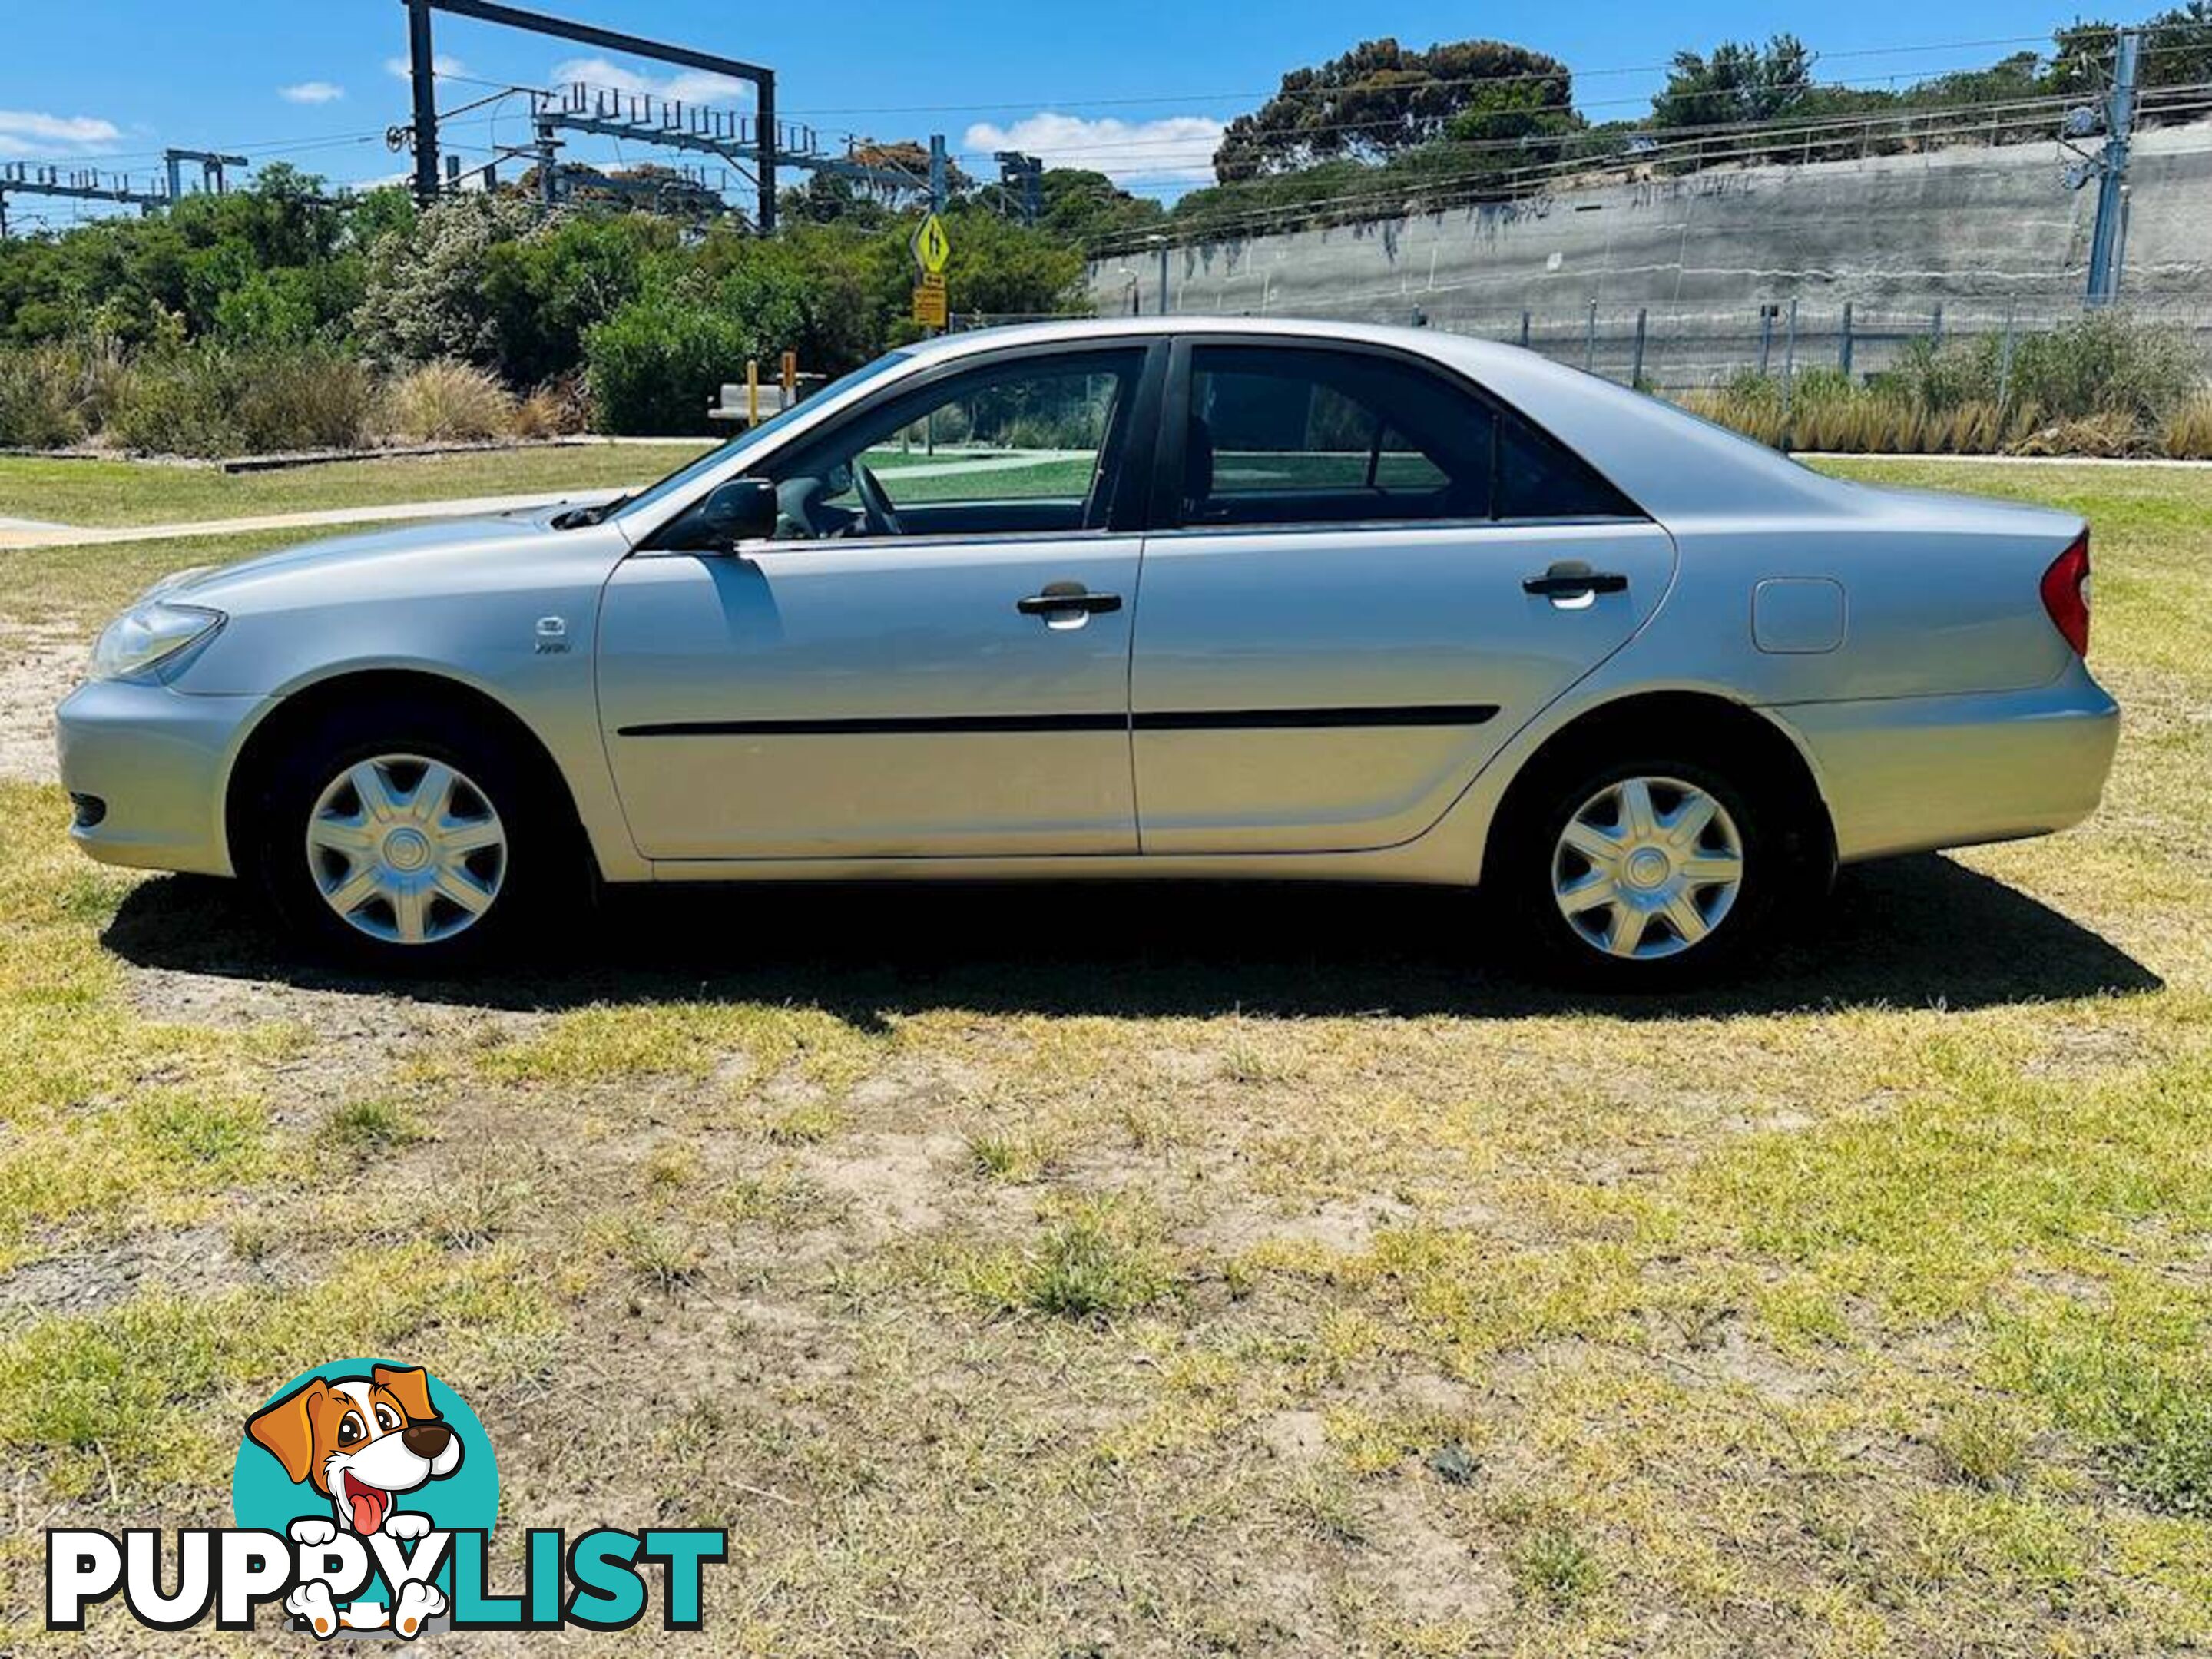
[1088, 124, 2212, 386]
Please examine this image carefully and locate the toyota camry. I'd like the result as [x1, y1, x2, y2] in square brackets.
[55, 318, 2118, 985]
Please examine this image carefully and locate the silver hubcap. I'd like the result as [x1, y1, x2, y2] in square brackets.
[1551, 776, 1744, 961]
[304, 754, 507, 945]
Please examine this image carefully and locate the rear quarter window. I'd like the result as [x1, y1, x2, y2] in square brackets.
[1495, 410, 1643, 521]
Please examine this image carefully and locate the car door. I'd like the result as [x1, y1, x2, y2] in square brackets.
[1129, 339, 1677, 854]
[596, 343, 1157, 862]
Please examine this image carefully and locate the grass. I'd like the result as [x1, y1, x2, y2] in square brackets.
[0, 442, 710, 528]
[0, 456, 2207, 1651]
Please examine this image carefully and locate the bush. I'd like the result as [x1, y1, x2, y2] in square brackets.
[1678, 310, 2208, 457]
[381, 360, 517, 444]
[105, 345, 376, 457]
[583, 290, 754, 435]
[2009, 311, 2199, 423]
[512, 375, 590, 439]
[104, 350, 245, 458]
[0, 343, 116, 449]
[235, 350, 378, 452]
[2163, 394, 2212, 459]
[1879, 311, 2198, 424]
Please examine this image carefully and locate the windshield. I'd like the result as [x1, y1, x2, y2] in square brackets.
[606, 353, 915, 525]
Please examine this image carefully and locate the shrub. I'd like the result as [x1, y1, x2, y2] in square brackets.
[234, 350, 377, 452]
[1878, 312, 2198, 426]
[512, 375, 590, 439]
[2007, 311, 2198, 424]
[104, 349, 246, 458]
[2162, 393, 2212, 459]
[356, 194, 544, 370]
[0, 343, 106, 449]
[583, 290, 753, 436]
[104, 345, 376, 457]
[381, 359, 517, 444]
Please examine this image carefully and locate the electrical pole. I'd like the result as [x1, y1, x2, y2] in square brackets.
[928, 134, 947, 213]
[756, 72, 777, 233]
[407, 0, 442, 204]
[2085, 26, 2141, 306]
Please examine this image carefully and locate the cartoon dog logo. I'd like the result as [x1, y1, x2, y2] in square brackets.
[247, 1363, 462, 1637]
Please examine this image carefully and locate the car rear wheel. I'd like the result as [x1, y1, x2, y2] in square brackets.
[249, 701, 563, 968]
[1503, 753, 1783, 988]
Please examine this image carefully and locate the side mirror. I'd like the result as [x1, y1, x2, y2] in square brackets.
[686, 477, 780, 552]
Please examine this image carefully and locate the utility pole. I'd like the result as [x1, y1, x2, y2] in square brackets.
[756, 73, 777, 233]
[928, 134, 947, 213]
[2085, 26, 2142, 306]
[407, 0, 442, 204]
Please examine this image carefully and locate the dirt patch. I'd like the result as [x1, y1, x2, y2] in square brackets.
[1353, 1486, 1512, 1625]
[800, 1131, 967, 1237]
[0, 624, 83, 782]
[0, 1224, 287, 1318]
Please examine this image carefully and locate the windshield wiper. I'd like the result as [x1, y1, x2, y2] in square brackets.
[552, 492, 633, 530]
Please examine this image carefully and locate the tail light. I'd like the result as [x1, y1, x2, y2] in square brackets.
[2040, 531, 2091, 658]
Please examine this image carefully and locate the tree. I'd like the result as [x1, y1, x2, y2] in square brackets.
[1652, 35, 1816, 128]
[2051, 5, 2212, 124]
[479, 212, 677, 386]
[1037, 170, 1167, 242]
[1213, 38, 1575, 180]
[778, 173, 890, 228]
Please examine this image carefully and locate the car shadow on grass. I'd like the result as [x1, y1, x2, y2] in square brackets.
[101, 853, 2161, 1025]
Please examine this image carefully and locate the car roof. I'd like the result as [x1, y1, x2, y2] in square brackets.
[908, 317, 1849, 521]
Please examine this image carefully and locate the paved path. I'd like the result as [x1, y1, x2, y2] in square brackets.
[0, 489, 624, 551]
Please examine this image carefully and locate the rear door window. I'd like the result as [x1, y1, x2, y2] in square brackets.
[1183, 346, 1494, 527]
[1177, 344, 1641, 530]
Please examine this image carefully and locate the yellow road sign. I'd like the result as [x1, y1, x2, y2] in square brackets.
[912, 273, 948, 328]
[912, 212, 952, 276]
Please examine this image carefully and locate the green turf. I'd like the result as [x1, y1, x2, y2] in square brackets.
[0, 445, 714, 529]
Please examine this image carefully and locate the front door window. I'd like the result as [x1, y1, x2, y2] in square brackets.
[763, 350, 1145, 542]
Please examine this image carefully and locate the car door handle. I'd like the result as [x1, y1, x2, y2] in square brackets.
[1016, 588, 1123, 617]
[1522, 565, 1629, 598]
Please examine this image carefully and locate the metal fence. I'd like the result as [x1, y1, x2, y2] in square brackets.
[1249, 300, 2212, 393]
[955, 301, 2212, 399]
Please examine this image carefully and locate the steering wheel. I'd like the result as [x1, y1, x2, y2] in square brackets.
[852, 463, 906, 538]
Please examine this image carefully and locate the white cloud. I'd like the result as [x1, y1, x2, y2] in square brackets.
[549, 56, 751, 109]
[963, 112, 1224, 189]
[0, 109, 123, 160]
[384, 54, 469, 81]
[280, 81, 346, 104]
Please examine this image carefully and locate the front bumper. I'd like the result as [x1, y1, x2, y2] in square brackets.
[55, 679, 270, 877]
[1771, 661, 2121, 864]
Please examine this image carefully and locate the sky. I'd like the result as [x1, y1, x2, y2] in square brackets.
[0, 0, 2087, 224]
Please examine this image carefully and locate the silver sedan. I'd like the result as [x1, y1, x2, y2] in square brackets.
[55, 318, 2118, 984]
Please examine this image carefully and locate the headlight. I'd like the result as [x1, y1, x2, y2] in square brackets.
[88, 602, 225, 683]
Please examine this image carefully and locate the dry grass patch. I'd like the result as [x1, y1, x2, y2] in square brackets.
[0, 461, 2209, 1651]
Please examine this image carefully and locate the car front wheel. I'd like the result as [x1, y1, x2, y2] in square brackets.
[249, 702, 558, 967]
